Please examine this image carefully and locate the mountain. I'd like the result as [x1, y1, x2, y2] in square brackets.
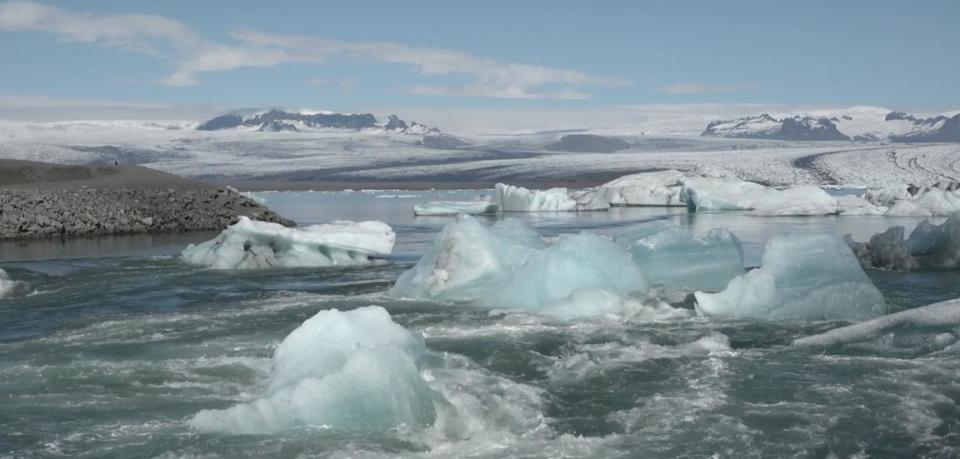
[196, 109, 439, 135]
[702, 106, 960, 142]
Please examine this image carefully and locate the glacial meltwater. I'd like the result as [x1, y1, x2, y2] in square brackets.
[3, 190, 960, 458]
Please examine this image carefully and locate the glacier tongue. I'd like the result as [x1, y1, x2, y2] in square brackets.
[694, 233, 886, 320]
[181, 216, 395, 269]
[189, 306, 437, 434]
[614, 221, 745, 291]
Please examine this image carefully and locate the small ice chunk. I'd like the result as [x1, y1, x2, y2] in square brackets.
[793, 298, 960, 349]
[414, 200, 499, 216]
[390, 216, 544, 300]
[614, 221, 745, 291]
[495, 183, 578, 212]
[182, 216, 395, 269]
[189, 306, 437, 434]
[694, 234, 886, 320]
[489, 232, 648, 312]
[0, 269, 28, 299]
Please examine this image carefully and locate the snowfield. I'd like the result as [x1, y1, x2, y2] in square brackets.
[0, 119, 958, 189]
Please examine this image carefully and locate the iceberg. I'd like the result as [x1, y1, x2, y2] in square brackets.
[181, 216, 395, 269]
[694, 234, 886, 320]
[845, 213, 960, 270]
[793, 298, 960, 351]
[489, 232, 648, 313]
[390, 216, 545, 300]
[190, 306, 437, 434]
[494, 183, 578, 212]
[682, 177, 840, 216]
[614, 221, 745, 291]
[575, 170, 688, 208]
[0, 269, 28, 299]
[865, 183, 960, 216]
[413, 200, 499, 216]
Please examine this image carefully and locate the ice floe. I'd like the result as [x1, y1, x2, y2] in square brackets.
[695, 233, 886, 320]
[414, 200, 499, 216]
[189, 306, 437, 434]
[846, 213, 960, 270]
[613, 220, 745, 291]
[181, 216, 395, 269]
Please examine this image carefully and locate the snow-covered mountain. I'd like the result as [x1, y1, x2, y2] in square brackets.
[702, 106, 960, 142]
[196, 109, 439, 135]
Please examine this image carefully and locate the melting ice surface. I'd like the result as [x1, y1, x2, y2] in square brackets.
[5, 189, 960, 457]
[695, 233, 887, 320]
[181, 216, 395, 269]
[190, 306, 437, 434]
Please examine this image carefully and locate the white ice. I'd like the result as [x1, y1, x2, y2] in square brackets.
[575, 170, 688, 208]
[495, 183, 578, 212]
[181, 216, 395, 269]
[865, 184, 960, 216]
[793, 298, 960, 348]
[682, 177, 841, 216]
[413, 200, 499, 216]
[614, 221, 745, 291]
[189, 306, 437, 434]
[694, 234, 886, 320]
[0, 269, 27, 299]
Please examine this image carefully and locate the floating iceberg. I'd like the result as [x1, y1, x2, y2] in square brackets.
[865, 182, 960, 216]
[793, 298, 960, 351]
[682, 177, 840, 216]
[0, 269, 28, 299]
[846, 213, 960, 270]
[181, 216, 395, 269]
[495, 183, 578, 212]
[390, 216, 545, 300]
[490, 232, 648, 313]
[190, 306, 437, 434]
[413, 200, 499, 216]
[614, 221, 745, 291]
[694, 234, 886, 320]
[575, 170, 688, 208]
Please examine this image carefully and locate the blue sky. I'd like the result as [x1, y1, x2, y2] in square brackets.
[0, 0, 958, 118]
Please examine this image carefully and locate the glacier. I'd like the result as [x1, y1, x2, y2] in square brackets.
[694, 234, 886, 320]
[189, 306, 437, 434]
[614, 221, 745, 291]
[181, 216, 395, 269]
[494, 183, 579, 212]
[413, 200, 499, 216]
[846, 213, 960, 271]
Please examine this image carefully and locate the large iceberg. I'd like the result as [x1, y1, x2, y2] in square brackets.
[390, 216, 545, 300]
[494, 183, 579, 212]
[190, 306, 437, 434]
[0, 269, 28, 299]
[845, 213, 960, 270]
[413, 200, 499, 216]
[575, 170, 688, 208]
[694, 234, 886, 320]
[865, 182, 960, 216]
[392, 216, 649, 317]
[182, 216, 395, 269]
[613, 221, 745, 291]
[681, 177, 841, 216]
[489, 232, 648, 313]
[793, 298, 960, 352]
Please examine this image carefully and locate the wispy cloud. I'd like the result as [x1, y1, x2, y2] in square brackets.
[0, 1, 628, 100]
[660, 82, 756, 95]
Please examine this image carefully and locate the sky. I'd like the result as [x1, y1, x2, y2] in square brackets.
[0, 0, 958, 123]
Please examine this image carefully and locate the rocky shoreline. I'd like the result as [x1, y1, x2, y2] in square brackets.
[0, 160, 293, 240]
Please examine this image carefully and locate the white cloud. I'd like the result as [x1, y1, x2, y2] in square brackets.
[660, 82, 756, 95]
[0, 1, 628, 99]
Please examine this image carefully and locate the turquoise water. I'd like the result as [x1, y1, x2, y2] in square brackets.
[2, 190, 960, 457]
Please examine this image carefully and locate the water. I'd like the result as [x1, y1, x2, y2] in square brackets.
[2, 190, 960, 457]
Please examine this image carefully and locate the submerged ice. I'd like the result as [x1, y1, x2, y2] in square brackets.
[181, 216, 395, 269]
[614, 221, 745, 291]
[695, 234, 886, 320]
[190, 306, 437, 434]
